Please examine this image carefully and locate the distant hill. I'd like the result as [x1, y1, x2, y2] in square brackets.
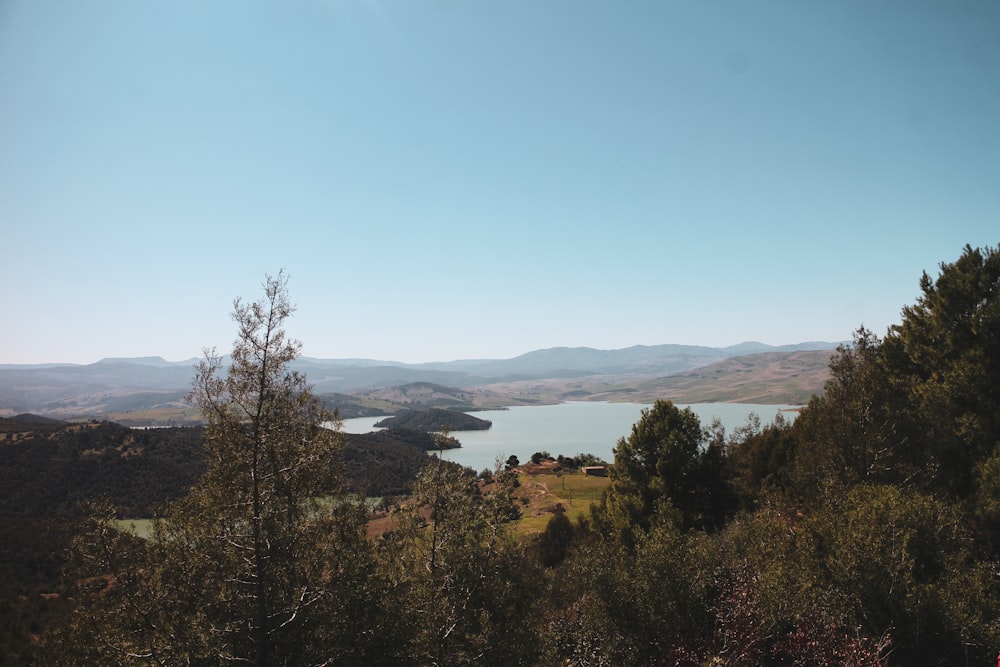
[1, 415, 69, 438]
[0, 417, 449, 662]
[339, 428, 458, 497]
[358, 382, 477, 408]
[318, 392, 392, 419]
[0, 421, 446, 518]
[0, 341, 841, 419]
[96, 356, 199, 367]
[10, 413, 65, 425]
[411, 342, 838, 378]
[374, 408, 492, 433]
[503, 349, 835, 405]
[0, 361, 194, 417]
[0, 421, 207, 518]
[641, 349, 836, 404]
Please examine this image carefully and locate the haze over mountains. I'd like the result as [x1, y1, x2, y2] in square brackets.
[0, 341, 840, 420]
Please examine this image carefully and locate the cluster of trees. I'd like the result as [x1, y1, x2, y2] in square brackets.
[373, 408, 492, 432]
[0, 395, 460, 660]
[566, 244, 1000, 665]
[338, 427, 443, 497]
[0, 420, 449, 523]
[0, 422, 205, 518]
[0, 518, 75, 664]
[529, 451, 608, 468]
[40, 247, 1000, 665]
[37, 274, 536, 665]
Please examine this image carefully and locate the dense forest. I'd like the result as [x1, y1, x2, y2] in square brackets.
[0, 420, 453, 663]
[1, 246, 998, 665]
[0, 421, 454, 519]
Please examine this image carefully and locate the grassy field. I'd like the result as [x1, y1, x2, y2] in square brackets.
[114, 518, 156, 539]
[116, 467, 611, 542]
[512, 467, 610, 535]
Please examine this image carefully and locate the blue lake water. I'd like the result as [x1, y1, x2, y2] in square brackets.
[340, 402, 798, 473]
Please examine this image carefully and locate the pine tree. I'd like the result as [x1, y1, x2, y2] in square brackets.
[46, 273, 382, 665]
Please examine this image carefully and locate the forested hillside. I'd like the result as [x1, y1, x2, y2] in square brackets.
[0, 417, 447, 661]
[0, 420, 206, 518]
[373, 407, 493, 432]
[0, 420, 445, 519]
[6, 246, 998, 666]
[570, 244, 1000, 665]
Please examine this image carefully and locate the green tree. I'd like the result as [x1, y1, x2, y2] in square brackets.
[707, 503, 895, 667]
[710, 485, 999, 665]
[46, 273, 383, 665]
[383, 459, 538, 666]
[530, 451, 551, 465]
[601, 400, 733, 542]
[534, 510, 574, 568]
[725, 411, 798, 509]
[788, 328, 912, 502]
[818, 486, 999, 664]
[541, 520, 717, 666]
[881, 243, 1000, 498]
[973, 449, 1000, 547]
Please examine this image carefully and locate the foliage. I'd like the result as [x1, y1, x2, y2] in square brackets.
[0, 422, 205, 518]
[602, 400, 735, 542]
[881, 243, 1000, 498]
[818, 486, 996, 662]
[381, 459, 539, 665]
[711, 485, 1000, 665]
[0, 518, 75, 664]
[530, 450, 552, 465]
[787, 328, 912, 501]
[338, 428, 438, 496]
[18, 246, 1000, 666]
[725, 412, 797, 510]
[534, 510, 574, 567]
[730, 244, 1000, 508]
[568, 245, 1000, 665]
[44, 273, 384, 665]
[373, 408, 491, 432]
[567, 451, 609, 467]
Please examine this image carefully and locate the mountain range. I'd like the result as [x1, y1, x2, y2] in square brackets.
[0, 342, 841, 421]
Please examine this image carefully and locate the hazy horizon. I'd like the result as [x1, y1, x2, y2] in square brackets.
[1, 338, 843, 368]
[2, 1, 996, 365]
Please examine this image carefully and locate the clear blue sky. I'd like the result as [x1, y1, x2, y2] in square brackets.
[1, 1, 997, 365]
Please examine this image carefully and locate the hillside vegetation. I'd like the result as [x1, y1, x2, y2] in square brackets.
[9, 246, 999, 666]
[0, 415, 450, 663]
[373, 407, 493, 432]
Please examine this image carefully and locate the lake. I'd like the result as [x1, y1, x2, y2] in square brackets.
[340, 402, 799, 473]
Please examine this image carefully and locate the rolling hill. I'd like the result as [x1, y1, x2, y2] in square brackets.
[0, 342, 840, 420]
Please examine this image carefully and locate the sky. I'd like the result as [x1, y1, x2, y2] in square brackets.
[1, 1, 997, 365]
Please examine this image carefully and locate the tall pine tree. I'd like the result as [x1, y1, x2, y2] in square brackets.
[46, 273, 383, 665]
